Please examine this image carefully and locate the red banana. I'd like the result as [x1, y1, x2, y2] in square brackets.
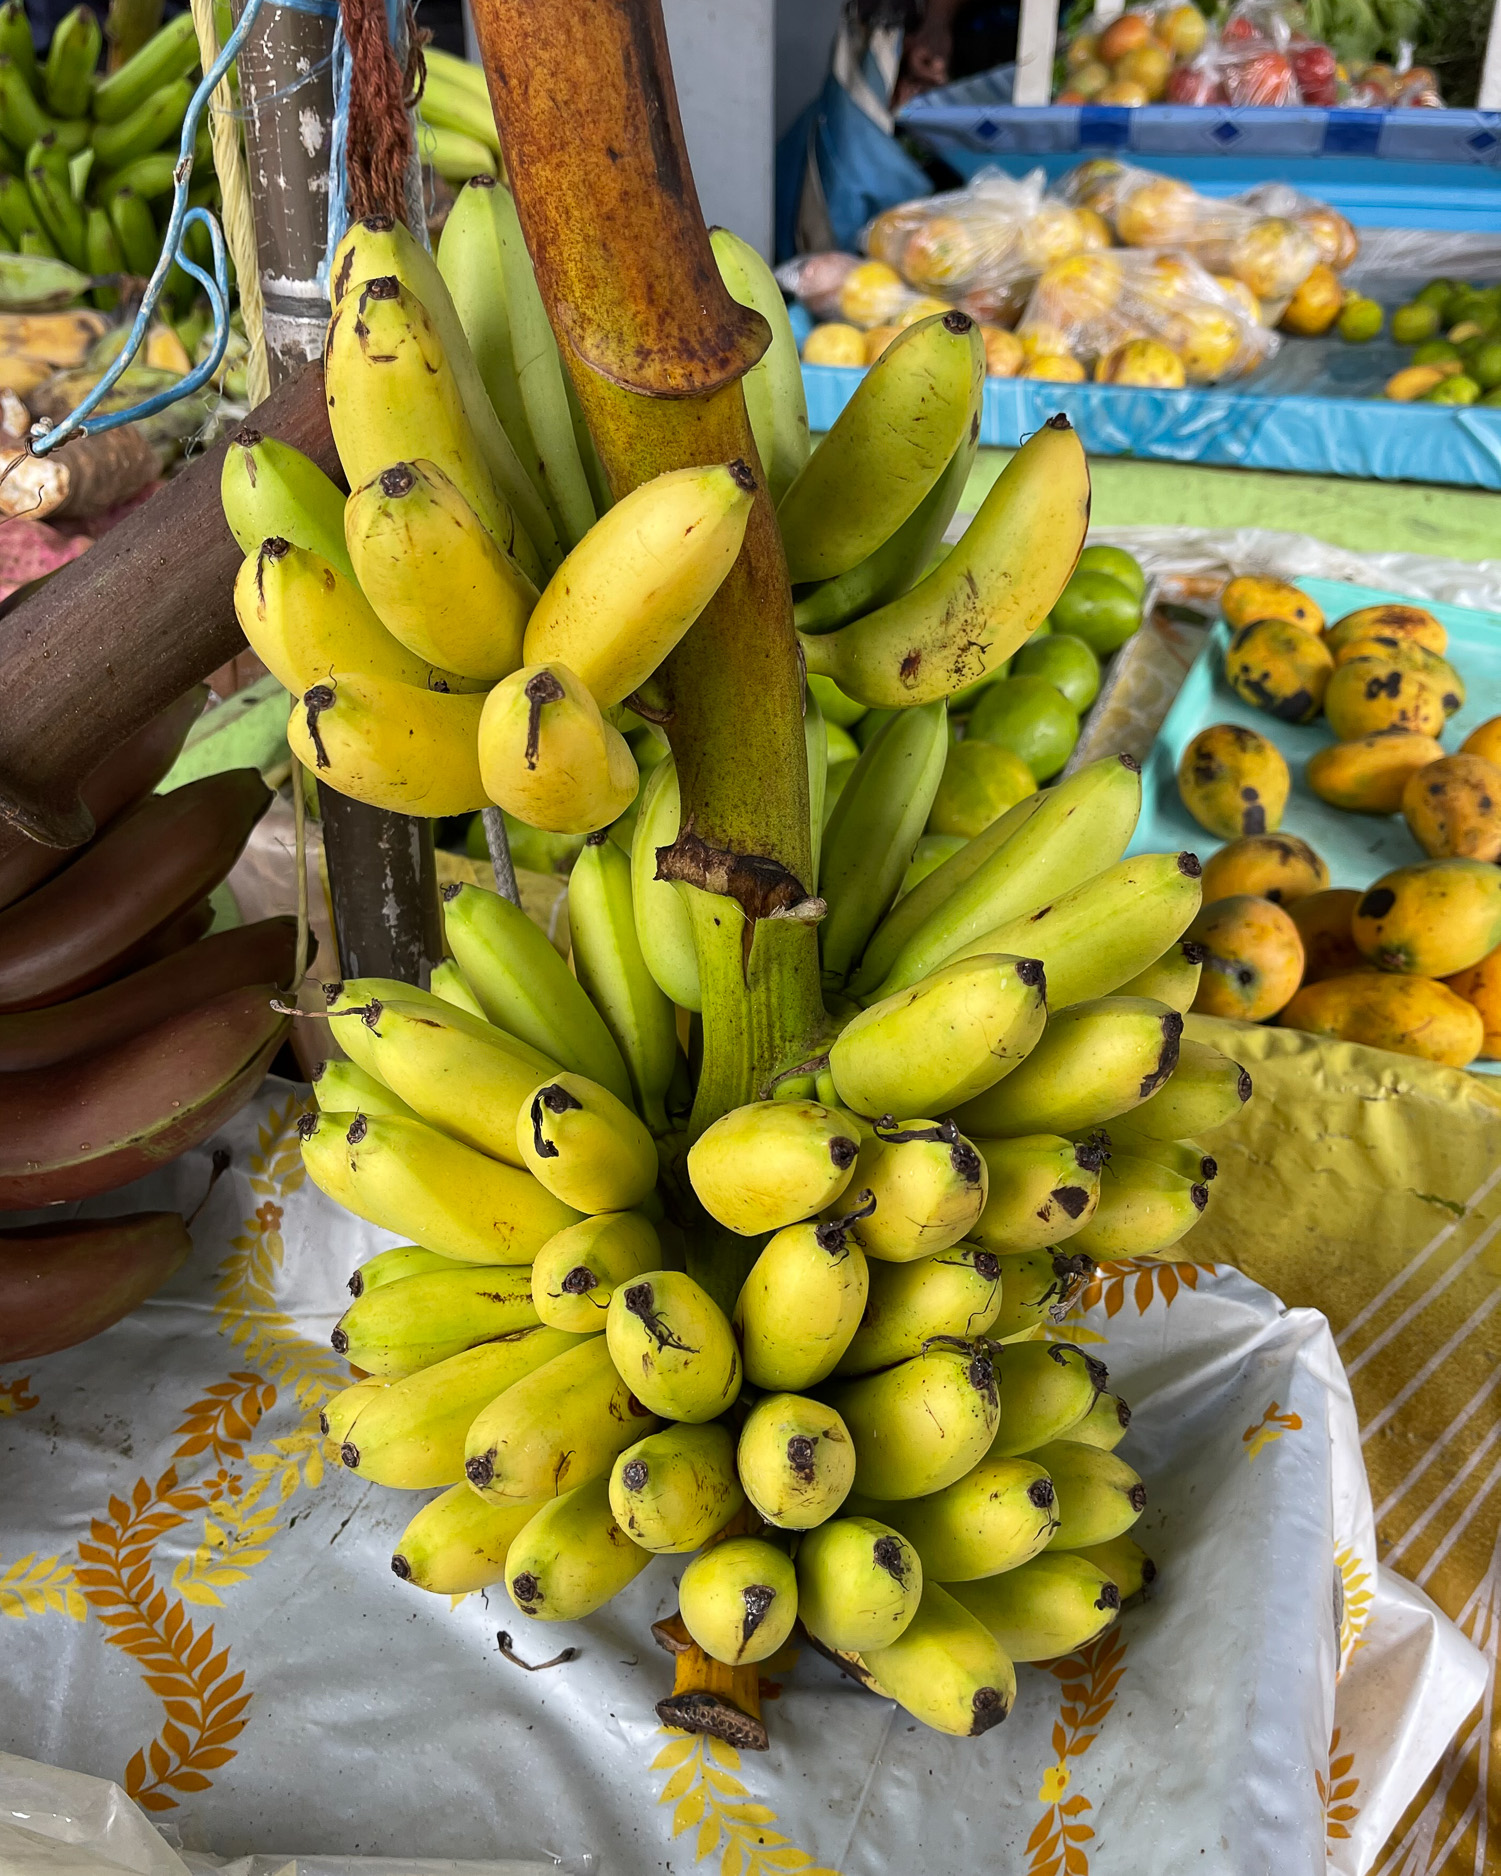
[0, 917, 305, 1071]
[0, 685, 206, 912]
[0, 767, 272, 1013]
[0, 983, 289, 1207]
[109, 896, 217, 980]
[0, 1211, 194, 1361]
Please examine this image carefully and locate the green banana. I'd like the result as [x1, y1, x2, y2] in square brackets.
[505, 1475, 651, 1620]
[970, 1135, 1104, 1255]
[106, 185, 162, 278]
[391, 1482, 544, 1595]
[829, 954, 1048, 1120]
[710, 225, 809, 505]
[679, 1536, 798, 1666]
[953, 996, 1183, 1139]
[312, 1058, 419, 1123]
[299, 1109, 581, 1265]
[531, 1211, 660, 1332]
[429, 958, 486, 1020]
[348, 1243, 465, 1296]
[828, 1341, 998, 1500]
[44, 8, 101, 119]
[465, 1333, 659, 1504]
[26, 137, 85, 268]
[92, 13, 198, 124]
[801, 416, 1089, 709]
[97, 152, 177, 202]
[568, 833, 678, 1133]
[0, 3, 36, 94]
[0, 171, 43, 245]
[83, 206, 121, 309]
[819, 701, 949, 987]
[339, 1328, 584, 1488]
[856, 754, 1143, 1001]
[843, 1119, 988, 1263]
[419, 74, 501, 156]
[806, 681, 829, 887]
[988, 1341, 1105, 1457]
[629, 757, 700, 1011]
[1035, 1440, 1147, 1550]
[687, 1099, 859, 1236]
[91, 76, 191, 172]
[330, 1264, 538, 1377]
[736, 1393, 855, 1529]
[868, 1453, 1058, 1581]
[518, 1073, 658, 1213]
[855, 1581, 1015, 1736]
[794, 1516, 922, 1653]
[1117, 938, 1206, 1014]
[1056, 1389, 1131, 1452]
[950, 1553, 1119, 1663]
[0, 57, 66, 155]
[986, 1247, 1098, 1344]
[608, 1420, 744, 1552]
[735, 1201, 871, 1389]
[1068, 1151, 1210, 1261]
[18, 226, 59, 259]
[320, 1376, 384, 1446]
[1116, 1036, 1251, 1139]
[1078, 1534, 1156, 1599]
[442, 882, 633, 1104]
[936, 852, 1205, 1014]
[778, 312, 983, 584]
[794, 413, 979, 637]
[834, 1244, 1002, 1376]
[604, 1269, 741, 1423]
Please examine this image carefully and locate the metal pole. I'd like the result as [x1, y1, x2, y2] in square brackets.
[1013, 0, 1059, 104]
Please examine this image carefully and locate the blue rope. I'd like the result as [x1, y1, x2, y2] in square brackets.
[320, 14, 352, 290]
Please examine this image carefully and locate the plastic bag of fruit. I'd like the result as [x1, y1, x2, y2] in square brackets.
[1014, 246, 1278, 386]
[1056, 2, 1210, 105]
[773, 250, 950, 334]
[1345, 58, 1444, 108]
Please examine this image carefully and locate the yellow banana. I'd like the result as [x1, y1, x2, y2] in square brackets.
[800, 416, 1089, 708]
[465, 1333, 659, 1504]
[477, 661, 639, 835]
[988, 1342, 1105, 1457]
[794, 1516, 923, 1653]
[429, 958, 487, 1019]
[330, 1263, 538, 1377]
[710, 226, 809, 505]
[1094, 1128, 1217, 1187]
[608, 1421, 744, 1553]
[348, 1243, 466, 1296]
[828, 1341, 999, 1500]
[312, 1058, 419, 1124]
[320, 1376, 384, 1446]
[531, 1211, 660, 1332]
[1035, 1440, 1147, 1550]
[344, 459, 537, 681]
[505, 1475, 651, 1620]
[1116, 1037, 1252, 1139]
[867, 1453, 1058, 1581]
[391, 1482, 545, 1595]
[679, 1536, 799, 1667]
[834, 1244, 1003, 1376]
[842, 1119, 989, 1263]
[734, 1201, 871, 1389]
[604, 1270, 741, 1424]
[687, 1100, 860, 1236]
[1117, 938, 1207, 1014]
[221, 429, 353, 580]
[522, 463, 755, 708]
[950, 1553, 1119, 1663]
[518, 1072, 658, 1213]
[1055, 1388, 1132, 1452]
[736, 1393, 855, 1529]
[298, 1109, 581, 1264]
[1078, 1534, 1156, 1599]
[855, 1581, 1015, 1737]
[969, 1135, 1104, 1255]
[1068, 1151, 1210, 1261]
[629, 756, 701, 1011]
[986, 1246, 1097, 1344]
[288, 674, 489, 817]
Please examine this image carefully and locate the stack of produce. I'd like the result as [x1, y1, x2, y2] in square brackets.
[1175, 578, 1501, 1064]
[0, 689, 302, 1363]
[1379, 276, 1501, 408]
[416, 47, 502, 185]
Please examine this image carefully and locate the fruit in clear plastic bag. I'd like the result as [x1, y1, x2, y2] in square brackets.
[1070, 61, 1112, 99]
[1298, 204, 1358, 271]
[1213, 274, 1262, 323]
[1021, 353, 1086, 383]
[902, 216, 980, 290]
[1115, 42, 1172, 100]
[1115, 176, 1197, 248]
[803, 324, 866, 368]
[1171, 305, 1245, 382]
[1097, 14, 1152, 62]
[1096, 338, 1186, 388]
[1018, 320, 1074, 361]
[1159, 3, 1208, 58]
[1279, 264, 1343, 338]
[863, 326, 900, 365]
[1230, 218, 1319, 303]
[1020, 202, 1087, 270]
[1035, 252, 1123, 324]
[1076, 208, 1113, 250]
[1095, 79, 1150, 105]
[839, 261, 910, 330]
[979, 326, 1025, 377]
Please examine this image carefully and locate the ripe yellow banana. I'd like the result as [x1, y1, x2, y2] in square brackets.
[348, 1243, 465, 1296]
[1055, 1389, 1132, 1453]
[800, 415, 1089, 708]
[522, 463, 755, 708]
[531, 1211, 660, 1332]
[794, 1515, 923, 1653]
[630, 755, 701, 1011]
[1035, 1440, 1147, 1550]
[518, 1073, 658, 1213]
[834, 1244, 1003, 1376]
[604, 1270, 741, 1424]
[320, 1376, 385, 1446]
[1078, 1533, 1156, 1599]
[299, 1109, 581, 1264]
[477, 662, 639, 835]
[429, 958, 487, 1020]
[687, 1099, 860, 1236]
[988, 1341, 1105, 1457]
[969, 1135, 1104, 1254]
[344, 460, 537, 682]
[735, 1202, 871, 1389]
[1116, 1036, 1252, 1139]
[1068, 1151, 1210, 1261]
[736, 1393, 855, 1529]
[1093, 1128, 1217, 1188]
[868, 1453, 1058, 1581]
[855, 1581, 1015, 1737]
[1117, 938, 1206, 1014]
[288, 675, 489, 817]
[330, 1263, 538, 1377]
[679, 1536, 799, 1667]
[986, 1246, 1097, 1344]
[392, 1482, 546, 1595]
[312, 1058, 420, 1124]
[608, 1421, 744, 1552]
[505, 1475, 651, 1620]
[950, 1553, 1119, 1663]
[710, 226, 809, 505]
[843, 1119, 988, 1263]
[828, 1341, 999, 1500]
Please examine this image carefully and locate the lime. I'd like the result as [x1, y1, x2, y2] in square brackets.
[900, 832, 967, 897]
[1011, 632, 1101, 712]
[1469, 340, 1501, 391]
[854, 707, 896, 749]
[823, 721, 860, 764]
[1411, 338, 1461, 368]
[1336, 296, 1383, 343]
[1424, 374, 1480, 406]
[967, 676, 1080, 782]
[807, 673, 867, 727]
[1049, 569, 1142, 655]
[1413, 279, 1456, 311]
[929, 740, 1036, 839]
[1075, 543, 1146, 600]
[1391, 301, 1440, 345]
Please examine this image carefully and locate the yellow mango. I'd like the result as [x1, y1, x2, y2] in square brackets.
[1401, 755, 1501, 862]
[1188, 894, 1305, 1022]
[1351, 860, 1501, 978]
[1201, 833, 1328, 908]
[1225, 619, 1333, 724]
[1332, 637, 1463, 710]
[1279, 972, 1483, 1069]
[1460, 715, 1501, 766]
[1323, 660, 1448, 742]
[1305, 731, 1446, 815]
[1324, 605, 1447, 658]
[1221, 575, 1323, 636]
[1288, 889, 1364, 985]
[1176, 723, 1289, 840]
[1444, 946, 1501, 1058]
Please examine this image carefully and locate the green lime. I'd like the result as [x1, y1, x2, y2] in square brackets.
[900, 832, 967, 897]
[967, 676, 1080, 782]
[854, 707, 896, 749]
[1049, 569, 1142, 655]
[1011, 631, 1101, 712]
[928, 740, 1036, 839]
[823, 758, 858, 826]
[1075, 543, 1146, 600]
[1411, 338, 1461, 368]
[807, 673, 868, 728]
[1470, 341, 1501, 391]
[946, 667, 1009, 714]
[1391, 301, 1440, 344]
[1414, 278, 1457, 311]
[1424, 374, 1480, 406]
[1336, 296, 1383, 343]
[823, 720, 860, 764]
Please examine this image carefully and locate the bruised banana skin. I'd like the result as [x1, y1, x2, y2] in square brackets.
[969, 1134, 1104, 1255]
[950, 1553, 1120, 1664]
[1119, 1037, 1251, 1140]
[854, 1581, 1016, 1737]
[985, 1246, 1098, 1344]
[330, 1264, 539, 1378]
[505, 1475, 651, 1621]
[604, 1270, 742, 1424]
[736, 1393, 856, 1529]
[843, 1119, 989, 1263]
[687, 1100, 860, 1237]
[679, 1536, 800, 1667]
[1067, 1152, 1211, 1261]
[392, 1482, 547, 1595]
[988, 1341, 1106, 1457]
[518, 1073, 658, 1214]
[608, 1420, 745, 1553]
[794, 1515, 923, 1653]
[531, 1211, 661, 1333]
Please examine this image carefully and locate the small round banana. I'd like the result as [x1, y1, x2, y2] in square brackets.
[844, 1117, 988, 1262]
[988, 1341, 1107, 1457]
[604, 1269, 742, 1423]
[505, 1475, 651, 1620]
[828, 1340, 999, 1500]
[687, 1099, 860, 1235]
[834, 1244, 1004, 1376]
[518, 1072, 658, 1213]
[679, 1536, 798, 1666]
[735, 1196, 872, 1389]
[531, 1211, 661, 1332]
[608, 1421, 744, 1553]
[794, 1516, 923, 1652]
[737, 1393, 856, 1528]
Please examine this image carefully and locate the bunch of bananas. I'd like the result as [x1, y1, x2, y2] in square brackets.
[416, 47, 504, 186]
[0, 689, 302, 1363]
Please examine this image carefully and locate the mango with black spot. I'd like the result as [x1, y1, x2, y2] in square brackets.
[1201, 834, 1328, 908]
[1188, 894, 1305, 1022]
[1289, 889, 1364, 984]
[1306, 730, 1445, 815]
[1337, 641, 1464, 716]
[1401, 754, 1501, 862]
[1351, 860, 1501, 978]
[1323, 660, 1448, 742]
[1324, 605, 1447, 659]
[1221, 576, 1323, 637]
[1444, 945, 1501, 1058]
[1176, 723, 1289, 839]
[1225, 619, 1333, 724]
[1279, 973, 1483, 1068]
